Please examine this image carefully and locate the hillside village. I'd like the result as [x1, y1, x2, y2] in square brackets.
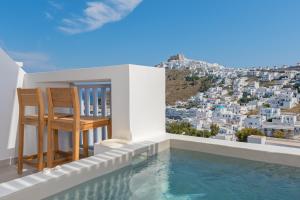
[157, 54, 300, 141]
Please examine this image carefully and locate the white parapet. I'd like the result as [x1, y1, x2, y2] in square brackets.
[214, 134, 233, 141]
[128, 65, 166, 141]
[247, 135, 266, 144]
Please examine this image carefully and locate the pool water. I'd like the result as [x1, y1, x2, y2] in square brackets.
[46, 149, 300, 200]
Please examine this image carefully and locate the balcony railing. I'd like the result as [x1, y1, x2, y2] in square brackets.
[74, 82, 111, 146]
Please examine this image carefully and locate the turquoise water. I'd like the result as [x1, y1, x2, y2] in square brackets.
[46, 149, 300, 200]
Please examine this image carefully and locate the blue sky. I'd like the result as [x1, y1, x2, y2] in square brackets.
[0, 0, 300, 72]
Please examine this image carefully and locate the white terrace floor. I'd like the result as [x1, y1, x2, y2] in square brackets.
[0, 150, 94, 184]
[0, 163, 35, 183]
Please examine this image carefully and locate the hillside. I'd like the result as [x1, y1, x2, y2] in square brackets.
[166, 69, 213, 105]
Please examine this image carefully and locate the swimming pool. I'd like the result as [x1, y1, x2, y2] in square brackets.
[45, 149, 300, 200]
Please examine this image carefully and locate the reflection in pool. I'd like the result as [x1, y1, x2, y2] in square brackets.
[46, 149, 300, 200]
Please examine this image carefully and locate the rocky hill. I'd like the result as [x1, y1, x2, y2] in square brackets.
[165, 69, 213, 105]
[157, 54, 219, 105]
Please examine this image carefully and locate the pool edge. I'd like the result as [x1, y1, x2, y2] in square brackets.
[2, 134, 300, 199]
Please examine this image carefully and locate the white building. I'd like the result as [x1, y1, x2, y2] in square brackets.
[262, 122, 294, 137]
[260, 72, 273, 81]
[260, 107, 281, 119]
[166, 107, 198, 120]
[244, 115, 266, 129]
[268, 92, 298, 109]
[247, 70, 259, 77]
[248, 81, 259, 89]
[233, 78, 247, 92]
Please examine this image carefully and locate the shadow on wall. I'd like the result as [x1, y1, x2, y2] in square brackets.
[0, 48, 25, 162]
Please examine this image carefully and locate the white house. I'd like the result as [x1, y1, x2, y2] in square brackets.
[260, 72, 273, 82]
[260, 107, 281, 119]
[271, 114, 297, 125]
[261, 122, 293, 137]
[166, 107, 198, 120]
[247, 70, 259, 77]
[243, 115, 266, 129]
[268, 92, 298, 109]
[248, 81, 259, 89]
[233, 78, 247, 92]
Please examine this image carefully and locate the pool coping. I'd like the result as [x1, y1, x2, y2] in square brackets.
[170, 134, 300, 167]
[1, 134, 300, 200]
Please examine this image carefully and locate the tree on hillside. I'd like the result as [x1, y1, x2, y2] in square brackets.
[263, 103, 271, 108]
[273, 130, 286, 138]
[166, 122, 195, 135]
[235, 128, 264, 142]
[238, 92, 257, 104]
[166, 121, 213, 138]
[210, 123, 219, 136]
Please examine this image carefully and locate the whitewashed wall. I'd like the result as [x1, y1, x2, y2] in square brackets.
[0, 49, 25, 162]
[129, 65, 166, 141]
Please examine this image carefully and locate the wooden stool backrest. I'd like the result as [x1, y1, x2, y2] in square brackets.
[47, 88, 80, 127]
[17, 88, 45, 123]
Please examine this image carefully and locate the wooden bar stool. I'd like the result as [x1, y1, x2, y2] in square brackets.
[47, 87, 112, 168]
[17, 88, 45, 174]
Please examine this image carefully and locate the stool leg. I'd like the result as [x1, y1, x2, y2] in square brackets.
[83, 130, 89, 157]
[47, 127, 53, 168]
[18, 123, 24, 174]
[53, 129, 59, 157]
[73, 128, 80, 161]
[37, 123, 44, 171]
[108, 120, 112, 139]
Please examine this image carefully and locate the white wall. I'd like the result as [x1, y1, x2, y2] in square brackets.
[129, 65, 165, 140]
[0, 49, 25, 161]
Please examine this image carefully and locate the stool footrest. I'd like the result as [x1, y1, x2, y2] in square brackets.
[49, 150, 89, 167]
[22, 153, 47, 169]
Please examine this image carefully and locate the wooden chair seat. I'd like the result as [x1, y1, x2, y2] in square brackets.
[50, 116, 111, 131]
[22, 113, 72, 126]
[22, 115, 47, 126]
